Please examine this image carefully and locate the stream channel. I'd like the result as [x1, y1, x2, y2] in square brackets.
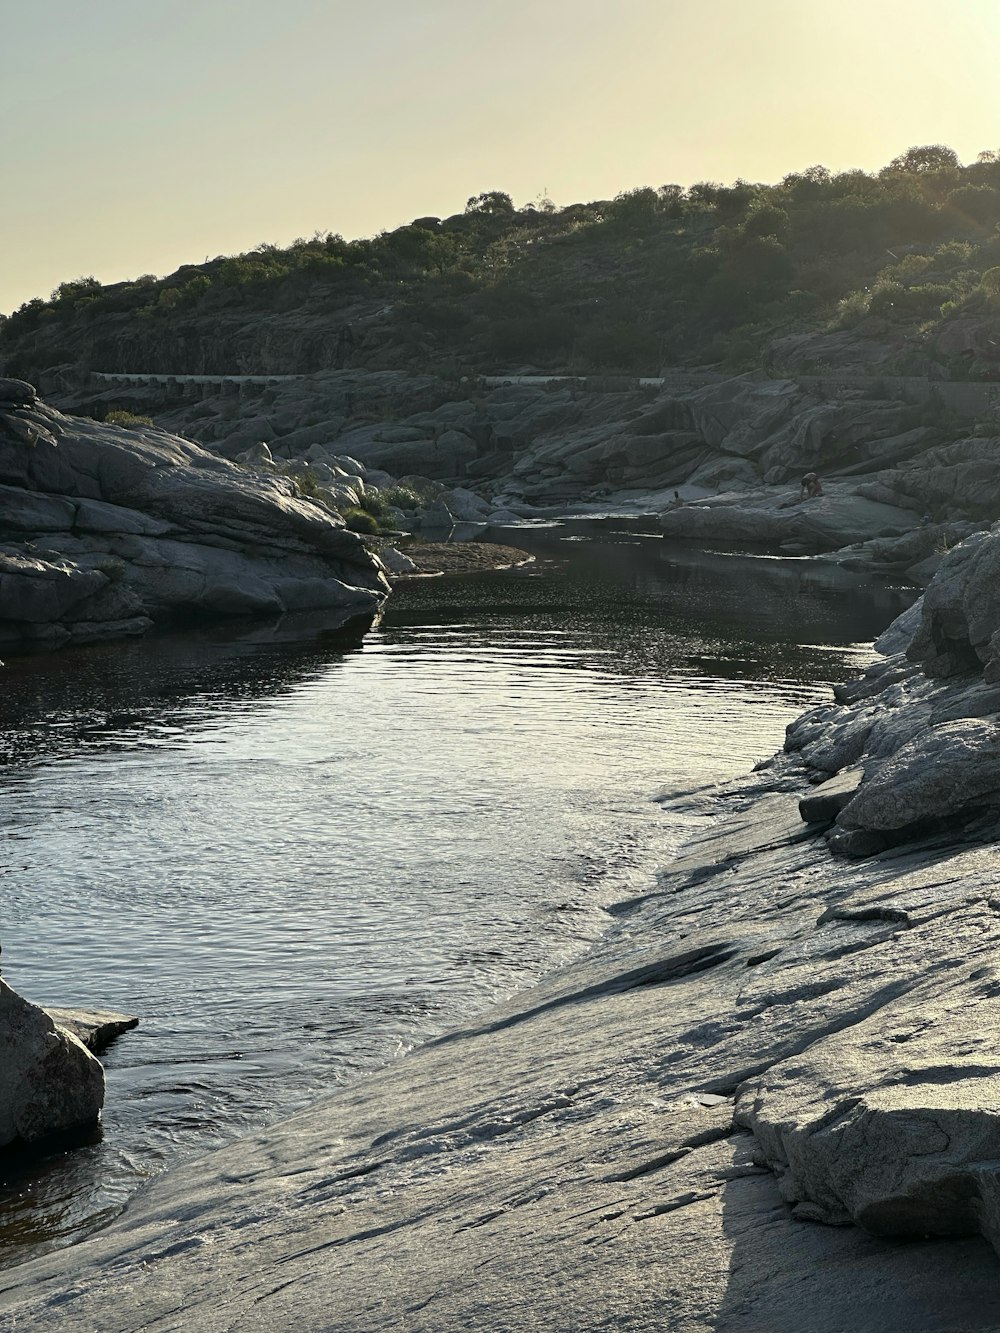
[0, 523, 914, 1269]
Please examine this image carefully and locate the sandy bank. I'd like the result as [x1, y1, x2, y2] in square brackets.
[380, 539, 534, 577]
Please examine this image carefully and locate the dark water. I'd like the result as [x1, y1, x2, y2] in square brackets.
[0, 533, 913, 1267]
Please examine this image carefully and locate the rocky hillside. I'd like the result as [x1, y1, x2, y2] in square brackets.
[0, 378, 388, 652]
[5, 146, 1000, 385]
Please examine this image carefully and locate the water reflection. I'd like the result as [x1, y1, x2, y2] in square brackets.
[0, 616, 371, 769]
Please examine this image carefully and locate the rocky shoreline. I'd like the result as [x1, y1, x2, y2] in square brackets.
[3, 525, 1000, 1329]
[5, 365, 1000, 1325]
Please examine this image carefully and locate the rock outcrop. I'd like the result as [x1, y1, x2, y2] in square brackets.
[783, 524, 1000, 855]
[42, 1008, 139, 1054]
[0, 981, 105, 1149]
[39, 367, 997, 580]
[659, 483, 921, 554]
[0, 381, 389, 651]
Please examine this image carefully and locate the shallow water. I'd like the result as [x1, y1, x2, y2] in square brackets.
[0, 532, 912, 1266]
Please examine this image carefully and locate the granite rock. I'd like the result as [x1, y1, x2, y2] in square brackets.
[0, 980, 105, 1148]
[0, 388, 389, 651]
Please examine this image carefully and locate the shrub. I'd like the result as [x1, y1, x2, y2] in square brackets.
[740, 204, 789, 241]
[380, 484, 430, 509]
[105, 409, 154, 427]
[341, 506, 379, 533]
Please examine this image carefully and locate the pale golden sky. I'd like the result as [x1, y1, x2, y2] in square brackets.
[2, 0, 998, 313]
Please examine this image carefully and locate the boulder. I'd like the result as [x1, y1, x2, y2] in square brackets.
[416, 500, 455, 536]
[735, 979, 1000, 1255]
[330, 455, 366, 478]
[236, 442, 275, 468]
[836, 720, 1000, 832]
[380, 547, 418, 574]
[445, 487, 490, 521]
[0, 979, 105, 1148]
[0, 378, 38, 406]
[907, 529, 1000, 678]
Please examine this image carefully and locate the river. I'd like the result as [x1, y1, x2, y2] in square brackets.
[0, 528, 913, 1268]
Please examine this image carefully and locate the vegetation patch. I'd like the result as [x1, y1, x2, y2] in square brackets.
[7, 145, 1000, 379]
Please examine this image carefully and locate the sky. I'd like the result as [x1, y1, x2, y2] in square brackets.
[2, 0, 999, 314]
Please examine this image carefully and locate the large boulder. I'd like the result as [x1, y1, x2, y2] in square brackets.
[836, 719, 1000, 831]
[0, 980, 105, 1148]
[0, 387, 389, 650]
[906, 530, 1000, 678]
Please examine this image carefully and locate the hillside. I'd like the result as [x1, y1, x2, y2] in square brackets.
[5, 146, 1000, 384]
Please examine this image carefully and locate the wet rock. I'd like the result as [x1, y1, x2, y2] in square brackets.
[0, 980, 105, 1148]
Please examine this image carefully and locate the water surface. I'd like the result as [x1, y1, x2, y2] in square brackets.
[0, 533, 912, 1266]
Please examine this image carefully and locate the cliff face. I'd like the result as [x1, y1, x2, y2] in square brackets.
[0, 378, 388, 652]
